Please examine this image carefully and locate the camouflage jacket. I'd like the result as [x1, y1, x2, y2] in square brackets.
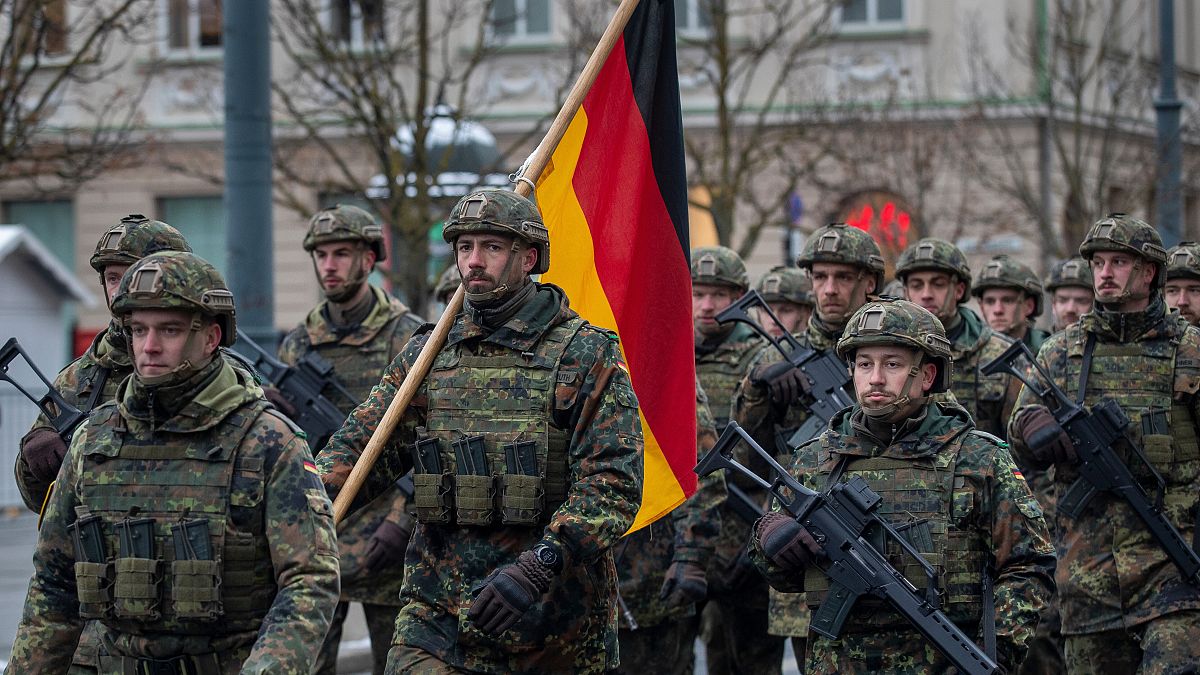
[317, 283, 643, 674]
[279, 284, 422, 606]
[1008, 298, 1200, 634]
[616, 382, 726, 628]
[931, 307, 1018, 439]
[8, 359, 340, 673]
[753, 402, 1055, 672]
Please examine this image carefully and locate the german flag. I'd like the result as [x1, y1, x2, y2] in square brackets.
[538, 0, 696, 531]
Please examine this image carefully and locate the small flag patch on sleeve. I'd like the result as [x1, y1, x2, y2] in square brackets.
[1013, 468, 1025, 481]
[304, 460, 320, 476]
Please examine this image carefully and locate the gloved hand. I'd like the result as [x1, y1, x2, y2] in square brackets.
[1015, 405, 1076, 465]
[364, 520, 412, 574]
[659, 560, 708, 607]
[750, 362, 811, 406]
[20, 428, 68, 483]
[469, 550, 555, 635]
[755, 512, 822, 572]
[262, 386, 298, 418]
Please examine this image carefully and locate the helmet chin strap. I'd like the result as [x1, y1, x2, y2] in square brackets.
[1098, 258, 1151, 307]
[317, 249, 372, 304]
[859, 355, 926, 422]
[136, 316, 212, 387]
[464, 240, 525, 305]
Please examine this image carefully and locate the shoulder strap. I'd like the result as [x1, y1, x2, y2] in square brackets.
[1075, 332, 1098, 405]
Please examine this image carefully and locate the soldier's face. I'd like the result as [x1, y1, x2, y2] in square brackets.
[312, 241, 375, 295]
[903, 271, 963, 322]
[756, 301, 810, 338]
[103, 264, 130, 305]
[1091, 251, 1155, 306]
[1052, 287, 1094, 328]
[810, 262, 874, 324]
[692, 283, 739, 337]
[1165, 279, 1200, 325]
[979, 288, 1031, 334]
[456, 233, 535, 293]
[852, 345, 936, 413]
[129, 309, 220, 377]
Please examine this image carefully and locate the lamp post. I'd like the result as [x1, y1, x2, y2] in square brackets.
[1155, 0, 1183, 246]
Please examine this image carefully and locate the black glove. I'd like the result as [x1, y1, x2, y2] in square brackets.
[659, 560, 708, 607]
[469, 550, 555, 635]
[262, 386, 298, 418]
[750, 362, 811, 406]
[1016, 405, 1076, 465]
[755, 512, 822, 572]
[364, 520, 412, 574]
[20, 427, 68, 483]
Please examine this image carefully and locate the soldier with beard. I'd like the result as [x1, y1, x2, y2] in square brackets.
[278, 204, 424, 674]
[1010, 214, 1200, 673]
[1163, 242, 1200, 327]
[1045, 258, 1094, 332]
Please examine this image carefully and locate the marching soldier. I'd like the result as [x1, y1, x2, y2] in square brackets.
[1163, 241, 1200, 327]
[1045, 257, 1094, 332]
[973, 254, 1050, 353]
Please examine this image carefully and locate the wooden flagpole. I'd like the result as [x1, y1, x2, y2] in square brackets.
[334, 0, 643, 523]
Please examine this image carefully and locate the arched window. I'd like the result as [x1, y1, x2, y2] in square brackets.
[833, 190, 918, 277]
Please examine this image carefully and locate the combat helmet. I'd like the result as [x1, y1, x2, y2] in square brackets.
[895, 238, 973, 301]
[692, 246, 749, 291]
[1079, 213, 1168, 289]
[303, 204, 387, 262]
[443, 189, 550, 274]
[89, 214, 192, 274]
[796, 222, 886, 292]
[1044, 257, 1093, 292]
[837, 298, 953, 395]
[755, 265, 813, 306]
[971, 255, 1044, 317]
[434, 264, 462, 303]
[1165, 242, 1200, 282]
[111, 251, 237, 347]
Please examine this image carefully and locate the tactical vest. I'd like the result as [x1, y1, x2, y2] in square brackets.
[411, 318, 585, 526]
[945, 338, 1011, 439]
[72, 400, 277, 636]
[697, 332, 760, 429]
[1060, 333, 1200, 515]
[293, 313, 420, 411]
[803, 431, 989, 628]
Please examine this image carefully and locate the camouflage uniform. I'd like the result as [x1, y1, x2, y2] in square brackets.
[1045, 257, 1094, 332]
[8, 252, 340, 673]
[973, 254, 1051, 354]
[279, 204, 425, 674]
[1165, 242, 1200, 284]
[756, 265, 814, 310]
[614, 382, 725, 674]
[753, 299, 1057, 674]
[432, 264, 462, 307]
[895, 238, 1017, 439]
[318, 190, 643, 674]
[1009, 215, 1200, 673]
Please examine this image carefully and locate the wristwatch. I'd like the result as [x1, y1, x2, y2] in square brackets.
[532, 542, 563, 574]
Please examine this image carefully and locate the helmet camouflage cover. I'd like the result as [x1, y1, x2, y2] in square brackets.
[836, 298, 953, 393]
[691, 246, 749, 291]
[755, 265, 813, 306]
[434, 263, 462, 302]
[1165, 242, 1200, 282]
[971, 254, 1045, 317]
[443, 189, 550, 274]
[111, 251, 237, 347]
[1078, 213, 1167, 268]
[895, 237, 973, 300]
[303, 203, 387, 262]
[89, 214, 193, 273]
[796, 222, 886, 292]
[1045, 257, 1094, 291]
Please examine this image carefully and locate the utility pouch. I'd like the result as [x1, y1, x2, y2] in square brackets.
[411, 437, 452, 523]
[69, 515, 111, 618]
[113, 517, 161, 620]
[171, 519, 222, 620]
[501, 441, 544, 525]
[1142, 407, 1174, 468]
[453, 435, 495, 526]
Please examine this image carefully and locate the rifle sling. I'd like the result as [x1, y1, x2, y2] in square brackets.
[84, 367, 110, 414]
[1075, 333, 1097, 406]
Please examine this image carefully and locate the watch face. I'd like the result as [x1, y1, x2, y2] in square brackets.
[535, 545, 559, 567]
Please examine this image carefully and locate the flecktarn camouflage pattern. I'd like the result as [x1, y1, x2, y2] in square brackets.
[1045, 257, 1094, 291]
[895, 237, 973, 299]
[89, 214, 193, 275]
[796, 223, 885, 292]
[691, 245, 750, 291]
[755, 265, 813, 307]
[443, 189, 550, 274]
[972, 254, 1045, 317]
[433, 264, 463, 303]
[1165, 242, 1200, 282]
[111, 251, 238, 347]
[303, 203, 387, 261]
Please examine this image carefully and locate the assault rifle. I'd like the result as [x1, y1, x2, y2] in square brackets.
[696, 422, 1001, 675]
[981, 340, 1200, 586]
[232, 329, 355, 451]
[716, 290, 854, 448]
[0, 338, 86, 440]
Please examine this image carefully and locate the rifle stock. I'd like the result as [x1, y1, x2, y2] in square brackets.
[0, 337, 86, 440]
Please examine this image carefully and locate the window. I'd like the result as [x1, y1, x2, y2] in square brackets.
[2, 199, 74, 266]
[165, 0, 222, 52]
[491, 0, 550, 42]
[12, 0, 68, 58]
[330, 0, 384, 48]
[157, 196, 225, 272]
[838, 0, 904, 30]
[676, 0, 712, 36]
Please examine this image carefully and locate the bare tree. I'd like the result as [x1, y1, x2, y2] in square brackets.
[0, 0, 157, 191]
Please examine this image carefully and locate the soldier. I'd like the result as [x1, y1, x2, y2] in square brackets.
[752, 298, 1056, 673]
[1163, 241, 1200, 326]
[431, 263, 462, 310]
[9, 251, 340, 672]
[614, 383, 725, 674]
[1009, 214, 1200, 672]
[896, 237, 1016, 438]
[753, 265, 814, 339]
[973, 254, 1050, 353]
[317, 189, 643, 673]
[1045, 257, 1094, 332]
[277, 204, 424, 675]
